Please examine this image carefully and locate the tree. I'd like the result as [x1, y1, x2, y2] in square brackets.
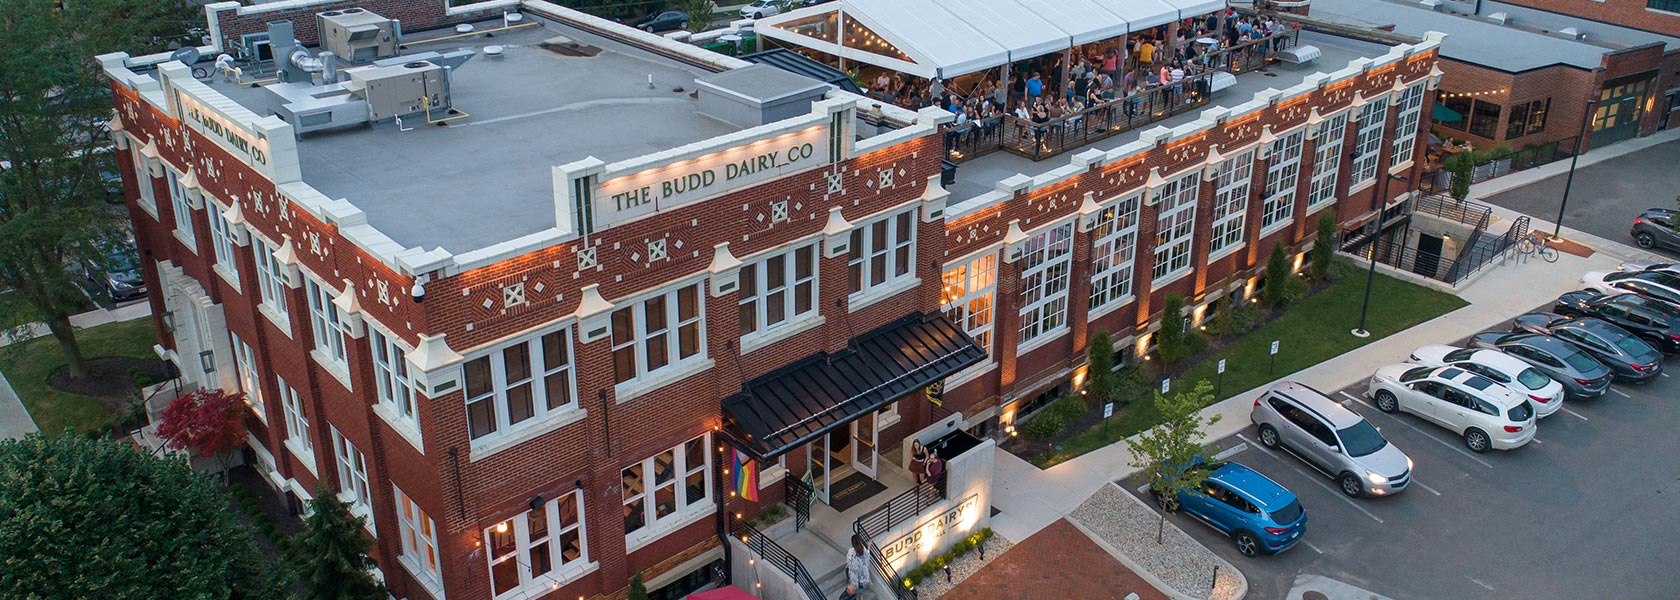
[1085, 330, 1119, 405]
[1446, 152, 1472, 202]
[294, 485, 386, 600]
[0, 0, 197, 377]
[1211, 296, 1234, 336]
[1263, 241, 1290, 308]
[157, 387, 251, 479]
[628, 572, 651, 600]
[1155, 293, 1188, 363]
[672, 0, 717, 33]
[0, 433, 286, 599]
[1311, 212, 1336, 280]
[1125, 380, 1222, 543]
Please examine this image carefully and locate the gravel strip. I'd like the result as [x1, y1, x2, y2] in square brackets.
[916, 533, 1016, 599]
[1069, 484, 1244, 600]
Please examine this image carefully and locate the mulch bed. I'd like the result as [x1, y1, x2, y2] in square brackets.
[48, 356, 171, 410]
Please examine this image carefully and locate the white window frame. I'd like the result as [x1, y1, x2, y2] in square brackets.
[277, 375, 316, 474]
[306, 277, 350, 371]
[622, 433, 713, 548]
[371, 327, 422, 437]
[130, 144, 157, 215]
[610, 282, 707, 390]
[166, 168, 196, 249]
[1308, 111, 1349, 212]
[207, 199, 242, 288]
[484, 490, 592, 598]
[463, 325, 580, 447]
[1151, 171, 1202, 282]
[1390, 83, 1427, 169]
[1208, 149, 1256, 257]
[231, 333, 265, 421]
[1016, 222, 1074, 349]
[1261, 128, 1306, 233]
[847, 209, 917, 299]
[1090, 192, 1143, 314]
[331, 427, 373, 522]
[253, 236, 290, 322]
[394, 485, 444, 594]
[1350, 97, 1390, 188]
[738, 241, 820, 343]
[940, 250, 998, 380]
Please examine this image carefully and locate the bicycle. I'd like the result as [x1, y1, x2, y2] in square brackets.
[1517, 232, 1559, 263]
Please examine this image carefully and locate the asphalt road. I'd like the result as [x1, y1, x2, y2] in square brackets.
[1482, 139, 1680, 257]
[1123, 323, 1680, 600]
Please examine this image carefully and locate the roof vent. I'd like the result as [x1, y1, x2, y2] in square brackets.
[1486, 11, 1509, 25]
[1418, 0, 1442, 9]
[456, 23, 475, 34]
[1558, 26, 1582, 39]
[342, 7, 363, 13]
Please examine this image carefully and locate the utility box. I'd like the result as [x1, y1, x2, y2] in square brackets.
[317, 8, 397, 63]
[344, 60, 448, 121]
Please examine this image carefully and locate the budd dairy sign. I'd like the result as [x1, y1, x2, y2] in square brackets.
[591, 126, 829, 229]
[880, 494, 979, 567]
[172, 88, 270, 173]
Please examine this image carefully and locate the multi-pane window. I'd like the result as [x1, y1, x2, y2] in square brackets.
[331, 428, 372, 516]
[739, 243, 818, 338]
[1505, 98, 1550, 140]
[486, 491, 589, 597]
[1016, 223, 1074, 347]
[1308, 111, 1349, 210]
[371, 328, 421, 433]
[1390, 83, 1427, 167]
[231, 333, 264, 417]
[166, 169, 196, 248]
[464, 327, 577, 442]
[940, 252, 997, 365]
[207, 201, 241, 287]
[1151, 172, 1201, 280]
[130, 145, 156, 213]
[306, 278, 350, 370]
[611, 284, 705, 385]
[1350, 97, 1389, 187]
[253, 237, 289, 317]
[1208, 149, 1256, 256]
[277, 375, 313, 465]
[1091, 193, 1142, 311]
[394, 485, 442, 588]
[1653, 0, 1680, 12]
[1261, 128, 1306, 231]
[847, 210, 916, 296]
[622, 434, 712, 541]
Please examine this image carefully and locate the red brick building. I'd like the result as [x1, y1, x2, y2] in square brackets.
[100, 3, 1442, 600]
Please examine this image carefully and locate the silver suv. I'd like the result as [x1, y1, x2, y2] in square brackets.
[1250, 382, 1413, 498]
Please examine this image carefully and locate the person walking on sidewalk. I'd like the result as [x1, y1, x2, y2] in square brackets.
[843, 534, 871, 600]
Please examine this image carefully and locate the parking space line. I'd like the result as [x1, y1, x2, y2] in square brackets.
[1531, 438, 1543, 445]
[1559, 406, 1590, 421]
[1339, 391, 1496, 470]
[1469, 577, 1496, 592]
[1411, 479, 1442, 496]
[1611, 388, 1631, 398]
[1235, 433, 1385, 525]
[1662, 372, 1670, 378]
[1302, 540, 1324, 554]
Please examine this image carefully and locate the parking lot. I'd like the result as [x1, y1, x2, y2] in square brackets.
[1123, 319, 1680, 600]
[1484, 138, 1680, 259]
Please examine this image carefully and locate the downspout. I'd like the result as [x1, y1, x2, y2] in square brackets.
[714, 429, 734, 586]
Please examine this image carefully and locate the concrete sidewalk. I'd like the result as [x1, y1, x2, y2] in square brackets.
[987, 189, 1668, 555]
[0, 301, 155, 440]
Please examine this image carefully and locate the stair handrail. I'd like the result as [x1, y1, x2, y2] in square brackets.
[729, 515, 827, 600]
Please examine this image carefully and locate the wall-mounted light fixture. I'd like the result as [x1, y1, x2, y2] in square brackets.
[199, 350, 215, 373]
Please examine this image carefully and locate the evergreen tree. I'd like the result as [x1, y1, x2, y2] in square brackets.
[1264, 242, 1290, 308]
[293, 485, 386, 600]
[1086, 330, 1119, 405]
[1156, 293, 1188, 363]
[628, 572, 651, 600]
[1311, 212, 1336, 280]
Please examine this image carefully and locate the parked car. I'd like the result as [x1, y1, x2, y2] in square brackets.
[1581, 270, 1680, 308]
[1408, 345, 1564, 418]
[1554, 289, 1680, 353]
[1367, 365, 1537, 452]
[1250, 381, 1413, 498]
[801, 0, 838, 6]
[636, 10, 689, 33]
[740, 0, 783, 18]
[1161, 460, 1307, 557]
[1630, 208, 1680, 252]
[1469, 332, 1614, 400]
[1616, 259, 1680, 274]
[1511, 312, 1662, 381]
[78, 236, 146, 302]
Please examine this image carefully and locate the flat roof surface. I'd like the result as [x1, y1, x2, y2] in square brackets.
[1310, 0, 1608, 72]
[210, 17, 740, 253]
[948, 30, 1392, 200]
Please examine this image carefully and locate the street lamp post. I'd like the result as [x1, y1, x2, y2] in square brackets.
[1353, 172, 1410, 338]
[1553, 97, 1598, 238]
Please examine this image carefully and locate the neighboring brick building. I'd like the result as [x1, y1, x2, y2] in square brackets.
[1484, 0, 1680, 38]
[100, 2, 1442, 600]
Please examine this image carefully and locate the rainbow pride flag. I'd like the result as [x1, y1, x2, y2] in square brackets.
[733, 449, 758, 502]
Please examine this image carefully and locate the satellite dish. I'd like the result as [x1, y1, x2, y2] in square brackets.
[171, 46, 201, 67]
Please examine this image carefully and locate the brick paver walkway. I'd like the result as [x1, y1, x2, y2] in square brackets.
[944, 519, 1169, 600]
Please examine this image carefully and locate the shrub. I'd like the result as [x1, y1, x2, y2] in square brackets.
[1231, 304, 1265, 334]
[904, 529, 995, 585]
[1282, 275, 1309, 306]
[1021, 412, 1066, 441]
[1263, 242, 1290, 308]
[1487, 144, 1513, 161]
[1210, 297, 1234, 336]
[1049, 396, 1087, 422]
[1446, 152, 1473, 201]
[1185, 329, 1208, 355]
[1156, 293, 1189, 363]
[1311, 212, 1336, 280]
[1328, 255, 1359, 281]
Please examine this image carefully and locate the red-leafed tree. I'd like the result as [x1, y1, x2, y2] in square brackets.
[158, 388, 251, 480]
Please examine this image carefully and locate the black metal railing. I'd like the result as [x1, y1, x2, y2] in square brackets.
[1412, 192, 1493, 227]
[784, 475, 813, 532]
[853, 520, 917, 600]
[854, 474, 946, 540]
[729, 515, 826, 600]
[1449, 215, 1528, 283]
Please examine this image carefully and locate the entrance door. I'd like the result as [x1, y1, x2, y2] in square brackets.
[852, 411, 878, 478]
[1591, 76, 1652, 149]
[1414, 234, 1443, 278]
[806, 438, 831, 503]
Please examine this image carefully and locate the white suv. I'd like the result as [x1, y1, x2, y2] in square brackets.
[1367, 364, 1537, 452]
[1408, 345, 1564, 418]
[1250, 382, 1413, 498]
[740, 0, 783, 18]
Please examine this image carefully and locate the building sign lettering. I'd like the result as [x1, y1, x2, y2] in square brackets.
[880, 494, 978, 565]
[174, 89, 269, 172]
[592, 126, 829, 229]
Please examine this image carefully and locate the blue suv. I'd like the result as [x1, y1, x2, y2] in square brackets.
[1162, 461, 1307, 557]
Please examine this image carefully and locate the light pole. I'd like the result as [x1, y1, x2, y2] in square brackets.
[1353, 171, 1410, 338]
[1553, 97, 1599, 238]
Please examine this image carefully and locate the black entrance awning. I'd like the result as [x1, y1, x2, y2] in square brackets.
[722, 312, 984, 461]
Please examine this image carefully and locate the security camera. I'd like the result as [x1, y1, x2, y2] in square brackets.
[411, 274, 428, 304]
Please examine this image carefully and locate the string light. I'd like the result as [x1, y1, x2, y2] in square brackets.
[1439, 89, 1508, 98]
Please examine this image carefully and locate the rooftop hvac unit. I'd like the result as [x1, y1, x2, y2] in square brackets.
[344, 60, 450, 122]
[1486, 11, 1509, 25]
[318, 9, 397, 63]
[1418, 0, 1443, 10]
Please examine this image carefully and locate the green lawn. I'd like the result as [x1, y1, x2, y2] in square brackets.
[1, 319, 159, 435]
[1035, 272, 1467, 468]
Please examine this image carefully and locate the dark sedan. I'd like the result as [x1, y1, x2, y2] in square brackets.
[1469, 332, 1614, 399]
[78, 237, 147, 302]
[635, 10, 689, 33]
[1511, 313, 1662, 381]
[1554, 289, 1680, 353]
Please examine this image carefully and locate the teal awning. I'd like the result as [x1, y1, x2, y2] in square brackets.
[1432, 103, 1463, 123]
